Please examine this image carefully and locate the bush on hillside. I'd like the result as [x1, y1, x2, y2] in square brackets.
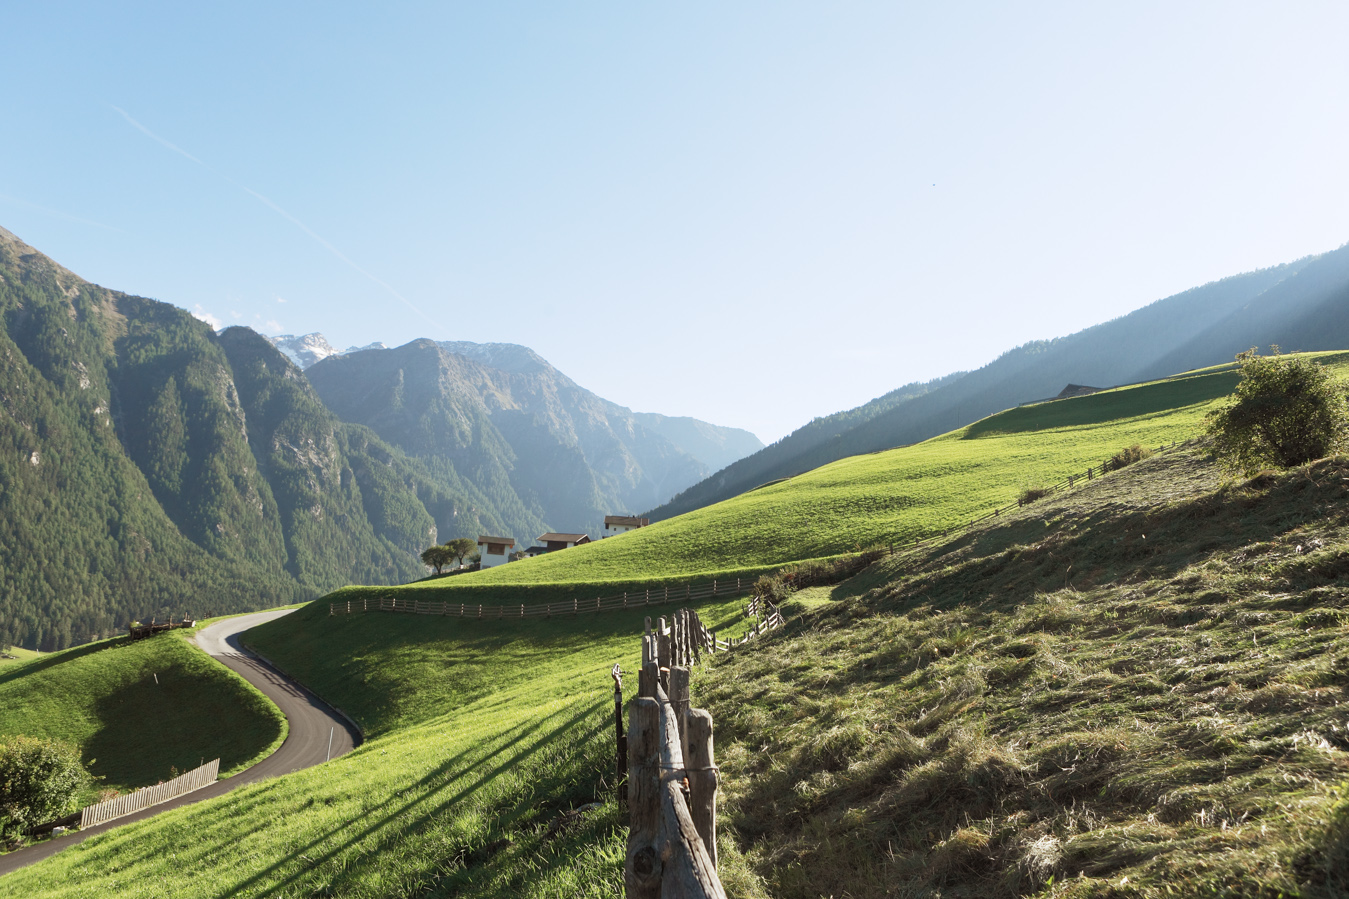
[1018, 487, 1053, 506]
[1207, 347, 1349, 475]
[0, 735, 91, 836]
[1107, 443, 1153, 471]
[779, 548, 888, 591]
[752, 573, 794, 605]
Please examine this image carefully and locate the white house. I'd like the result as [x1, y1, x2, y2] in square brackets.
[602, 515, 649, 537]
[476, 535, 515, 568]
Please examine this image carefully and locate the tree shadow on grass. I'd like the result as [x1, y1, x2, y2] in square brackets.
[160, 698, 603, 899]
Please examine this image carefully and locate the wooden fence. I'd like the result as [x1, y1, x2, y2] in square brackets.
[329, 576, 761, 619]
[620, 605, 784, 898]
[79, 758, 219, 829]
[128, 615, 196, 640]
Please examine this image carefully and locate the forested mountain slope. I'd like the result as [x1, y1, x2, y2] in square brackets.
[651, 249, 1328, 519]
[0, 227, 487, 650]
[304, 338, 750, 541]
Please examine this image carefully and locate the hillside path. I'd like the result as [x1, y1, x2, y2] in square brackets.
[0, 609, 361, 876]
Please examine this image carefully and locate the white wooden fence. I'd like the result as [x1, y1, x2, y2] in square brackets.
[79, 758, 219, 828]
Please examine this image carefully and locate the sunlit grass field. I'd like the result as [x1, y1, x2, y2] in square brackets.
[381, 359, 1327, 595]
[2, 595, 760, 898]
[0, 634, 285, 799]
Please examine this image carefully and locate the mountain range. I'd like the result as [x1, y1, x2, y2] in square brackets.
[0, 226, 759, 650]
[6, 219, 1349, 651]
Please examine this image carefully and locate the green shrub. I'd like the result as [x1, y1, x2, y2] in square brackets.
[1107, 443, 1153, 470]
[1018, 487, 1052, 506]
[1207, 347, 1349, 474]
[751, 573, 794, 605]
[0, 735, 91, 836]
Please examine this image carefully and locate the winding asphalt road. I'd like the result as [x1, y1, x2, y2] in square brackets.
[0, 609, 361, 876]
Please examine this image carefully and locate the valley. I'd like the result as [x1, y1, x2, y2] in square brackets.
[3, 348, 1347, 897]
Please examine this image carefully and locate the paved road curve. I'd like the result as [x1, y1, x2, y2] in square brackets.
[0, 609, 361, 876]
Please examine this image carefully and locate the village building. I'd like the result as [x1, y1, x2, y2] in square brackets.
[602, 514, 650, 537]
[536, 532, 592, 552]
[476, 535, 515, 569]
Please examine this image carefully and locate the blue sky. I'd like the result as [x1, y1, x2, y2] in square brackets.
[3, 2, 1348, 442]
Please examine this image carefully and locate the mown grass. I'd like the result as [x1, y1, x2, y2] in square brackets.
[0, 633, 286, 800]
[383, 356, 1349, 595]
[1, 594, 764, 898]
[696, 445, 1349, 898]
[0, 647, 43, 666]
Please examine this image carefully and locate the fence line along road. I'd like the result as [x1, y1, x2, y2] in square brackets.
[79, 758, 220, 829]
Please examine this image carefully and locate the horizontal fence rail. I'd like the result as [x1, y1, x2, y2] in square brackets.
[330, 577, 760, 619]
[79, 758, 219, 829]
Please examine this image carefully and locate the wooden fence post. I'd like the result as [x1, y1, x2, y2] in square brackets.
[613, 663, 627, 804]
[657, 618, 670, 670]
[670, 666, 690, 752]
[685, 708, 718, 870]
[639, 656, 658, 699]
[625, 697, 662, 898]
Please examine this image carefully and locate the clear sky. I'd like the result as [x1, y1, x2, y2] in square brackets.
[4, 2, 1348, 443]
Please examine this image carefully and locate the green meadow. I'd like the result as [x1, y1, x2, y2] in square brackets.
[0, 633, 285, 799]
[7, 351, 1349, 898]
[381, 359, 1349, 597]
[0, 596, 760, 898]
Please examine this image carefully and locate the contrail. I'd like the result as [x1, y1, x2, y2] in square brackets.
[0, 193, 129, 234]
[112, 106, 204, 166]
[111, 106, 444, 334]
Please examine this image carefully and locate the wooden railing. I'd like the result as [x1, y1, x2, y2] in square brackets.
[79, 758, 219, 828]
[329, 577, 762, 619]
[620, 606, 783, 897]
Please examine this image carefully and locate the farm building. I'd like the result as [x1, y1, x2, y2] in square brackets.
[536, 532, 591, 552]
[602, 514, 649, 537]
[476, 535, 515, 569]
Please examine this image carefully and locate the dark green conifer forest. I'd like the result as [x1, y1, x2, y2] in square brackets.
[0, 230, 496, 650]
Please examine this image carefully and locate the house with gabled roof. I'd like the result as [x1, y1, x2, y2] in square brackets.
[603, 515, 649, 537]
[476, 535, 515, 569]
[536, 532, 591, 552]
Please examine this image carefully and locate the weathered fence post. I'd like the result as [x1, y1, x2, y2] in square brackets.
[669, 666, 690, 752]
[657, 617, 671, 670]
[613, 663, 628, 804]
[685, 708, 718, 870]
[625, 697, 662, 897]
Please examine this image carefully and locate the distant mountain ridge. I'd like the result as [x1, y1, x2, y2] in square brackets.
[303, 339, 763, 542]
[650, 244, 1349, 520]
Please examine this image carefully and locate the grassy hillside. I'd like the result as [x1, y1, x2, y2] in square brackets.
[0, 633, 285, 799]
[379, 358, 1349, 594]
[650, 252, 1322, 522]
[698, 445, 1349, 898]
[1, 595, 762, 898]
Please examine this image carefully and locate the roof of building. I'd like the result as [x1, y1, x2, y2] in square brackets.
[537, 532, 590, 543]
[476, 536, 515, 546]
[604, 515, 650, 527]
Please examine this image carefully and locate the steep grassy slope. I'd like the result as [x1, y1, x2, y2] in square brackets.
[383, 358, 1347, 593]
[2, 595, 761, 898]
[0, 633, 284, 799]
[699, 447, 1349, 898]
